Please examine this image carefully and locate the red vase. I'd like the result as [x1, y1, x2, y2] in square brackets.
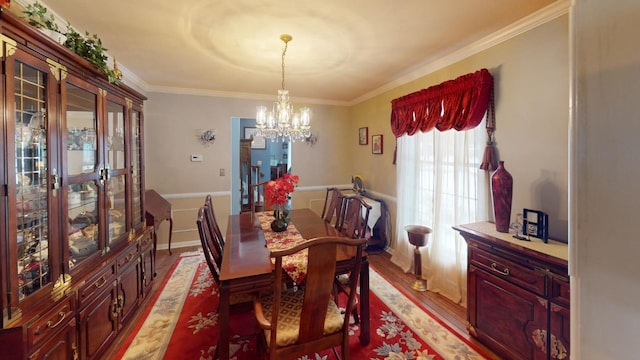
[491, 161, 513, 233]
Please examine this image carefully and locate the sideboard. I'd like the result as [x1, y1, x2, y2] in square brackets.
[454, 222, 569, 360]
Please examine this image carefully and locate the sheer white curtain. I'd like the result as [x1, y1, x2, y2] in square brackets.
[390, 122, 489, 305]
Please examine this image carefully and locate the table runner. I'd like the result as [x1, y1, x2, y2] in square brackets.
[256, 211, 309, 283]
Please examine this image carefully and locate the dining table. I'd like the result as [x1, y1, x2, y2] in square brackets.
[218, 208, 370, 360]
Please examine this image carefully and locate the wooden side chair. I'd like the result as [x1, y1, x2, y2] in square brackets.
[333, 195, 371, 324]
[337, 195, 372, 239]
[197, 207, 223, 285]
[321, 187, 344, 227]
[253, 236, 367, 360]
[202, 203, 224, 271]
[204, 195, 224, 247]
[250, 181, 269, 216]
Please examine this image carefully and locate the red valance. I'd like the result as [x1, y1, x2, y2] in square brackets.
[390, 68, 494, 137]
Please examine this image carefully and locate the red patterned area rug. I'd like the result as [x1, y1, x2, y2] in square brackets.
[116, 252, 491, 359]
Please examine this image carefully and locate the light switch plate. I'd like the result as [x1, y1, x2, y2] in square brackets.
[191, 154, 203, 162]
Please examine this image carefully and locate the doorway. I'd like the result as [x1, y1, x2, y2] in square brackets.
[230, 118, 291, 214]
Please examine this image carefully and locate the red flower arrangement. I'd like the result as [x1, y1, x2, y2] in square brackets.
[265, 173, 299, 231]
[265, 173, 299, 207]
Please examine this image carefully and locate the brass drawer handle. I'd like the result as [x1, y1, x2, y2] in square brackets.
[46, 311, 66, 329]
[94, 276, 108, 289]
[490, 262, 510, 276]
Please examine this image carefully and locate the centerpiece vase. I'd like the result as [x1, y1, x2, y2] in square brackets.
[491, 161, 513, 233]
[270, 205, 289, 232]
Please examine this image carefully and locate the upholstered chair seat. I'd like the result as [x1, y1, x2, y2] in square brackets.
[258, 288, 344, 346]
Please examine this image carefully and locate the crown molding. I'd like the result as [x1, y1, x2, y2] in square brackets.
[349, 0, 570, 105]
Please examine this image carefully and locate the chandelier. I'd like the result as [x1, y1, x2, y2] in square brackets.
[256, 34, 311, 142]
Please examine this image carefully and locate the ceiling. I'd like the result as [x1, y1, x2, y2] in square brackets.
[41, 0, 559, 105]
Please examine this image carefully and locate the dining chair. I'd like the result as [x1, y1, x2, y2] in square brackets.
[253, 236, 367, 360]
[333, 195, 371, 325]
[204, 195, 224, 247]
[197, 207, 255, 356]
[337, 195, 372, 239]
[202, 200, 224, 269]
[250, 181, 268, 216]
[321, 187, 344, 227]
[197, 207, 223, 286]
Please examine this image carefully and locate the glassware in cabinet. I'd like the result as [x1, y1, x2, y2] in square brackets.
[67, 182, 100, 268]
[107, 174, 127, 243]
[105, 99, 129, 243]
[13, 59, 52, 302]
[63, 78, 102, 271]
[106, 100, 126, 171]
[65, 83, 98, 177]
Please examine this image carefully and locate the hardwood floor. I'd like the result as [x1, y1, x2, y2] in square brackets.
[103, 246, 500, 359]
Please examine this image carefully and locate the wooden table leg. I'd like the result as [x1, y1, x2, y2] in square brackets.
[218, 281, 231, 360]
[359, 257, 370, 345]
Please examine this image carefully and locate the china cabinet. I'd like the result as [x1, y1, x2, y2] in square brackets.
[0, 9, 152, 359]
[454, 222, 570, 360]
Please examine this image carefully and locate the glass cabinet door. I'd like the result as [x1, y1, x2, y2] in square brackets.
[9, 53, 56, 305]
[130, 108, 144, 230]
[106, 99, 128, 243]
[63, 80, 102, 270]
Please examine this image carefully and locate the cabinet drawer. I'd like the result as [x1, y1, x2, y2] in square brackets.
[470, 247, 546, 296]
[27, 296, 75, 349]
[78, 262, 116, 308]
[117, 243, 139, 272]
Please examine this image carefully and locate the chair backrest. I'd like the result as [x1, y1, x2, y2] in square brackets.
[321, 187, 344, 226]
[266, 236, 366, 359]
[338, 195, 372, 239]
[196, 207, 221, 285]
[204, 195, 224, 248]
[202, 198, 224, 269]
[250, 181, 269, 217]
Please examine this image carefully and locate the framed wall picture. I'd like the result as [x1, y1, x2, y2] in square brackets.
[359, 127, 368, 145]
[372, 134, 383, 154]
[244, 127, 266, 150]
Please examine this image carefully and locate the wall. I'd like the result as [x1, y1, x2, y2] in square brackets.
[349, 15, 569, 245]
[144, 93, 352, 248]
[573, 0, 640, 358]
[132, 3, 640, 357]
[145, 15, 569, 250]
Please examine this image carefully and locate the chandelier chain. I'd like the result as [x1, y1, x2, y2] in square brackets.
[281, 40, 288, 90]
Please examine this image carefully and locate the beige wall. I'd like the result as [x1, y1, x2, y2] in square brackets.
[133, 2, 640, 357]
[573, 0, 640, 357]
[349, 15, 569, 244]
[145, 93, 354, 249]
[145, 15, 569, 251]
